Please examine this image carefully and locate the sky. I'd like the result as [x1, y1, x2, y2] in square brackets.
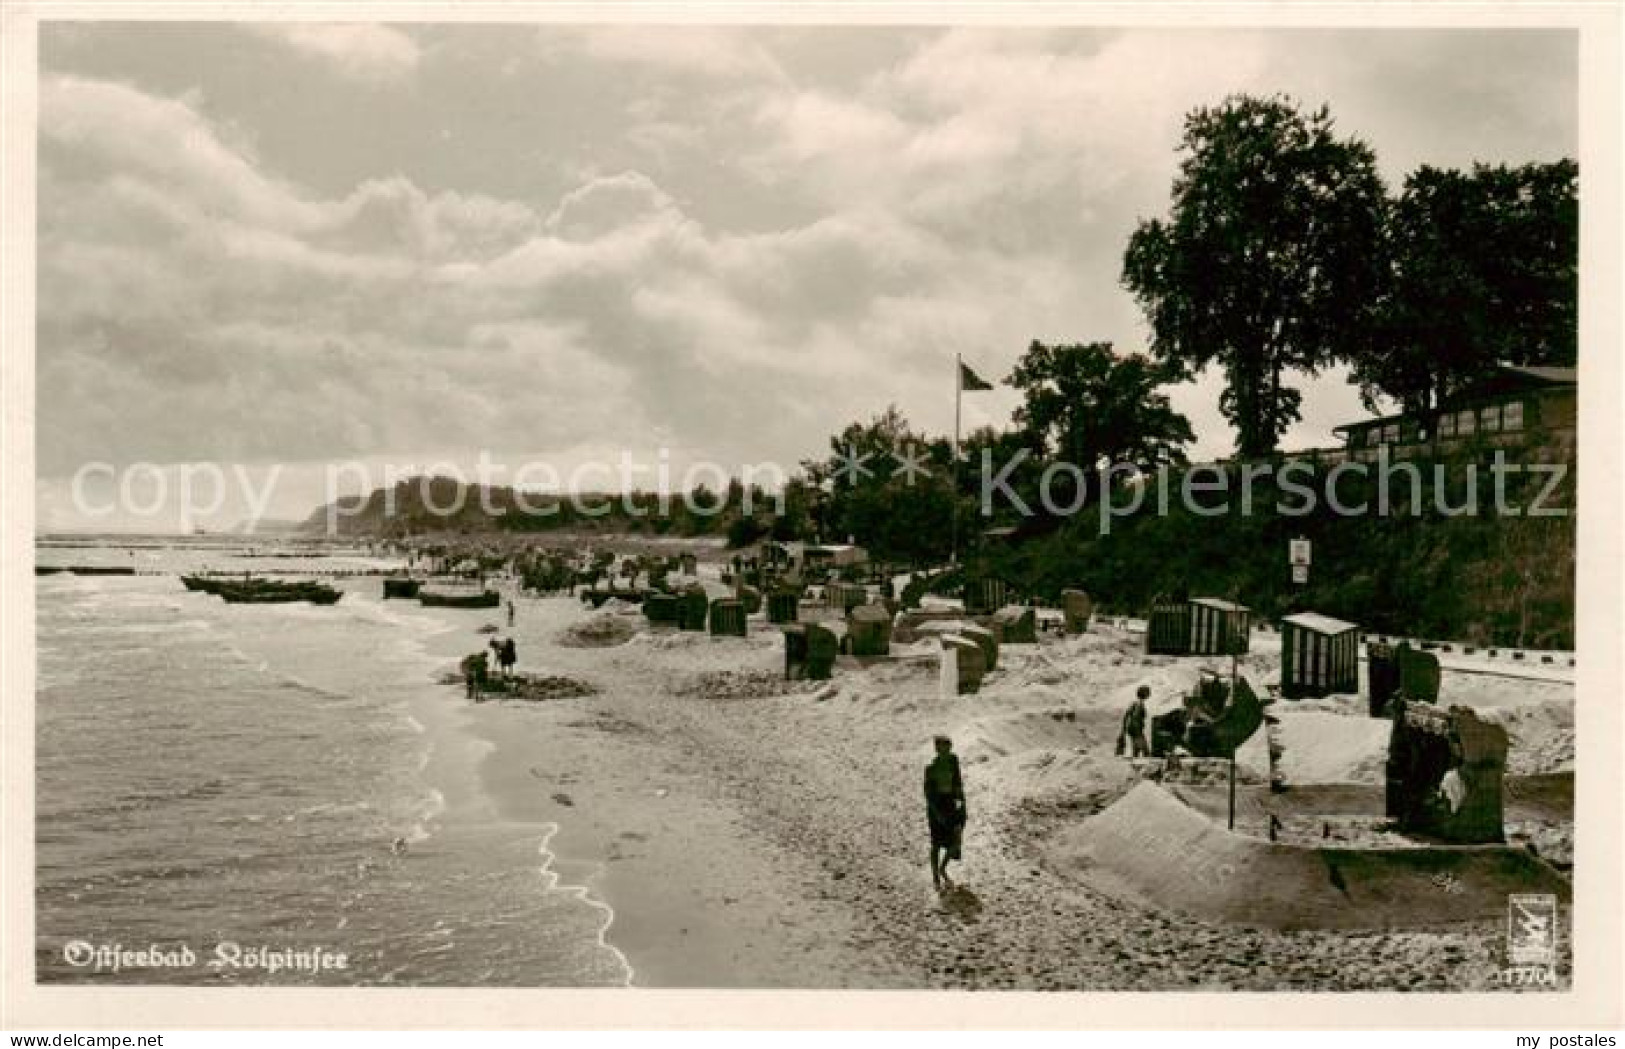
[33, 22, 1578, 531]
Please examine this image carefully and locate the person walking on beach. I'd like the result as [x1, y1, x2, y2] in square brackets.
[1120, 687, 1151, 758]
[507, 600, 516, 627]
[924, 736, 967, 890]
[499, 637, 517, 680]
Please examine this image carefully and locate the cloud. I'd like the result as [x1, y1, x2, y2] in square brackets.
[39, 73, 1023, 481]
[35, 26, 1578, 524]
[41, 75, 321, 230]
[245, 23, 422, 84]
[539, 26, 787, 82]
[545, 171, 684, 239]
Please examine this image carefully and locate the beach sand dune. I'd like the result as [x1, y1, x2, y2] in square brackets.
[1050, 781, 1570, 930]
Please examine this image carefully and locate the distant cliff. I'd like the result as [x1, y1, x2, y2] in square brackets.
[300, 476, 750, 541]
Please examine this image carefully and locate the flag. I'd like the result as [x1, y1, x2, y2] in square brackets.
[959, 361, 994, 391]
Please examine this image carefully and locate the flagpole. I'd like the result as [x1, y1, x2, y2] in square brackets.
[952, 354, 962, 566]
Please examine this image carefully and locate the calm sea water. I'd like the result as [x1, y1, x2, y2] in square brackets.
[34, 539, 629, 986]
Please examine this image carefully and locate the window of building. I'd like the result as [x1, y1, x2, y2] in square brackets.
[1456, 409, 1477, 436]
[1382, 423, 1400, 444]
[1503, 401, 1525, 431]
[1481, 404, 1502, 433]
[1438, 413, 1457, 438]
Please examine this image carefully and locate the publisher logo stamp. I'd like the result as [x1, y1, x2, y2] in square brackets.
[1507, 893, 1558, 970]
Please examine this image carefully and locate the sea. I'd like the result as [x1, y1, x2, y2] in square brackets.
[33, 536, 631, 986]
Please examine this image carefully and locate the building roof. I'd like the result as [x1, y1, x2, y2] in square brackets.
[1500, 364, 1576, 385]
[1282, 612, 1358, 635]
[1332, 413, 1406, 435]
[1332, 363, 1576, 436]
[1191, 597, 1250, 613]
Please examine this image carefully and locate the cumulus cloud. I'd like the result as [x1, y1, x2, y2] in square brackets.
[245, 23, 422, 84]
[539, 26, 788, 82]
[41, 75, 321, 230]
[38, 70, 1029, 483]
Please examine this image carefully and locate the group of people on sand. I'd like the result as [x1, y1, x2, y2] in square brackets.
[461, 635, 518, 701]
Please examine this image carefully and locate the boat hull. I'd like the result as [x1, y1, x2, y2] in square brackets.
[418, 590, 500, 609]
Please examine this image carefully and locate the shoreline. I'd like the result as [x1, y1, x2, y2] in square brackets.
[402, 603, 646, 986]
[430, 595, 898, 987]
[406, 595, 841, 988]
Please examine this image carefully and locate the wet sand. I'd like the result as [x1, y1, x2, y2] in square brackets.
[421, 591, 1574, 990]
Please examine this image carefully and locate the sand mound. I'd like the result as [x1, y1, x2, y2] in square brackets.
[1477, 703, 1574, 776]
[557, 614, 637, 648]
[668, 669, 810, 700]
[1155, 756, 1268, 787]
[1272, 712, 1391, 785]
[1273, 687, 1573, 780]
[1233, 722, 1271, 781]
[1049, 782, 1569, 930]
[957, 708, 1095, 761]
[1009, 752, 1143, 823]
[485, 674, 597, 701]
[1280, 692, 1365, 716]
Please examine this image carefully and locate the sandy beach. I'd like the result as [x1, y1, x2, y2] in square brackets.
[402, 581, 1575, 991]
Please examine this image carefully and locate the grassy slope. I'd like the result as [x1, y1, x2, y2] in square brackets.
[979, 454, 1576, 649]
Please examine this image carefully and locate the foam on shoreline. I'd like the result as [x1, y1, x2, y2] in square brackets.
[533, 825, 636, 987]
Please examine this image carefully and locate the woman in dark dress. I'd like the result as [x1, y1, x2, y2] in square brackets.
[924, 735, 967, 890]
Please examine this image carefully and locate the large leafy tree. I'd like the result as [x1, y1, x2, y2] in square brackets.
[1353, 160, 1577, 414]
[804, 406, 957, 565]
[1123, 94, 1389, 457]
[1007, 340, 1194, 473]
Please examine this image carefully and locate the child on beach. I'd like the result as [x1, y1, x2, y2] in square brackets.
[924, 736, 967, 890]
[499, 637, 517, 680]
[1119, 687, 1151, 758]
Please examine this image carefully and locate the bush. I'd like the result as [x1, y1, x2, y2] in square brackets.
[975, 455, 1574, 647]
[726, 516, 769, 549]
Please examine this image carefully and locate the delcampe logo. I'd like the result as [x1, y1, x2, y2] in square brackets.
[1508, 894, 1558, 968]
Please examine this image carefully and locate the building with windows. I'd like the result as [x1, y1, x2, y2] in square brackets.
[1334, 364, 1576, 463]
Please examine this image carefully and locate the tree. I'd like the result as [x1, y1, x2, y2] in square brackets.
[1123, 94, 1389, 457]
[807, 405, 957, 565]
[1353, 160, 1577, 414]
[1006, 340, 1195, 474]
[770, 475, 819, 542]
[726, 515, 769, 549]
